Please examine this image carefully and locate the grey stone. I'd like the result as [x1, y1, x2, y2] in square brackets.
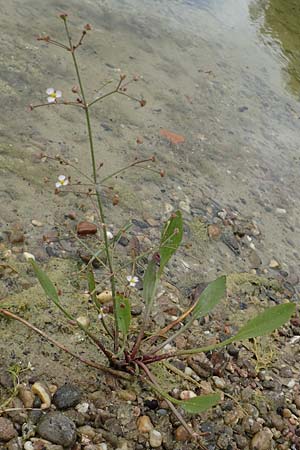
[52, 384, 82, 410]
[250, 428, 273, 450]
[37, 412, 77, 447]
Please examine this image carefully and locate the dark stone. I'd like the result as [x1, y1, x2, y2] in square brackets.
[144, 399, 159, 410]
[118, 236, 129, 247]
[132, 219, 149, 229]
[52, 384, 82, 410]
[37, 411, 77, 447]
[28, 409, 43, 424]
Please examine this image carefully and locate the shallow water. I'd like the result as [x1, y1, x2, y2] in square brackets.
[0, 0, 299, 274]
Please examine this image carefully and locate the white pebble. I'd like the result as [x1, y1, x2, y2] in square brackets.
[24, 442, 34, 450]
[99, 444, 108, 450]
[76, 402, 89, 413]
[275, 208, 287, 215]
[149, 429, 163, 448]
[184, 367, 193, 376]
[180, 390, 197, 400]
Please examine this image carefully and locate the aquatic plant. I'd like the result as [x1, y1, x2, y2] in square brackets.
[0, 15, 295, 444]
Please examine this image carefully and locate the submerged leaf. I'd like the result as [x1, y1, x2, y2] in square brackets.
[87, 267, 100, 308]
[115, 294, 131, 336]
[181, 393, 221, 414]
[30, 259, 60, 305]
[192, 276, 226, 320]
[159, 210, 183, 275]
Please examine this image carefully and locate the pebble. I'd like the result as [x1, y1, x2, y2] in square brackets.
[250, 428, 273, 450]
[97, 290, 113, 304]
[78, 425, 96, 440]
[179, 200, 191, 214]
[275, 208, 287, 215]
[179, 390, 197, 400]
[37, 411, 77, 447]
[249, 250, 262, 269]
[31, 220, 43, 227]
[0, 417, 17, 441]
[269, 259, 280, 269]
[117, 390, 137, 402]
[52, 384, 82, 410]
[77, 221, 97, 236]
[149, 430, 162, 448]
[76, 316, 90, 328]
[294, 395, 300, 409]
[282, 408, 292, 418]
[175, 425, 192, 442]
[9, 230, 25, 244]
[212, 376, 226, 389]
[76, 403, 89, 414]
[137, 415, 153, 433]
[19, 386, 35, 408]
[208, 224, 221, 239]
[31, 382, 51, 409]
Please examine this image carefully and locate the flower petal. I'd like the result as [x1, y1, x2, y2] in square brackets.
[55, 182, 61, 188]
[46, 87, 54, 95]
[47, 97, 56, 103]
[58, 175, 66, 181]
[23, 252, 35, 261]
[62, 179, 69, 186]
[56, 90, 62, 98]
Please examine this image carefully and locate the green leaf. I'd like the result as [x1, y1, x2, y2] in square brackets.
[30, 260, 60, 306]
[231, 302, 296, 342]
[176, 302, 296, 357]
[87, 268, 100, 308]
[143, 259, 158, 306]
[159, 210, 183, 275]
[192, 276, 227, 320]
[115, 294, 131, 336]
[181, 393, 221, 414]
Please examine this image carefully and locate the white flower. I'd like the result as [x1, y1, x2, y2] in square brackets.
[46, 87, 62, 103]
[23, 252, 35, 261]
[55, 175, 69, 188]
[126, 275, 139, 287]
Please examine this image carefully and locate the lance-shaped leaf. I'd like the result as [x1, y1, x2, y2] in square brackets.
[115, 294, 131, 336]
[181, 393, 221, 414]
[230, 302, 296, 342]
[176, 302, 296, 357]
[87, 268, 101, 310]
[30, 259, 60, 306]
[159, 210, 183, 275]
[143, 258, 159, 306]
[192, 276, 226, 320]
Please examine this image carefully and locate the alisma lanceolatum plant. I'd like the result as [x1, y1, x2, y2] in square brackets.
[0, 15, 295, 443]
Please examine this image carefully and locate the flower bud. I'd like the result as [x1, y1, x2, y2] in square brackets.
[84, 23, 92, 31]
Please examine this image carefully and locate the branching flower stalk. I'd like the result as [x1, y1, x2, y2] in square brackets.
[60, 16, 120, 351]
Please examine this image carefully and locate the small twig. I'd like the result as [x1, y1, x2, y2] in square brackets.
[100, 157, 155, 184]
